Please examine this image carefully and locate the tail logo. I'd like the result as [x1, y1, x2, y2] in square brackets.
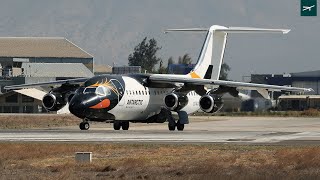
[189, 71, 201, 79]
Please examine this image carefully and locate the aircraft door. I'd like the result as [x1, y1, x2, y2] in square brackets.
[110, 79, 125, 106]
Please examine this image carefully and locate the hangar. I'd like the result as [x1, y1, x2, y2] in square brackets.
[0, 88, 46, 113]
[251, 70, 319, 96]
[0, 37, 94, 114]
[278, 95, 320, 111]
[0, 37, 94, 73]
[0, 37, 94, 93]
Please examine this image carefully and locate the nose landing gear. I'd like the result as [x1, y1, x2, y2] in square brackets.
[79, 121, 90, 130]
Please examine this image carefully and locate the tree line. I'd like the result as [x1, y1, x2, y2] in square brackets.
[128, 37, 230, 80]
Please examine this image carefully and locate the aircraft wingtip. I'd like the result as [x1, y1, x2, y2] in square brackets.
[283, 29, 291, 34]
[305, 88, 314, 92]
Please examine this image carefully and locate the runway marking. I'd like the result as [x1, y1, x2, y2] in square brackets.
[0, 130, 317, 144]
[2, 116, 320, 144]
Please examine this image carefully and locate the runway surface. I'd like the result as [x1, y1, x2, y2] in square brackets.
[1, 116, 320, 145]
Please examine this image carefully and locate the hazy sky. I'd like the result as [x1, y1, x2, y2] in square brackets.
[0, 0, 318, 80]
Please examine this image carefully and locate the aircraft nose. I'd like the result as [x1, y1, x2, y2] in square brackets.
[69, 96, 87, 118]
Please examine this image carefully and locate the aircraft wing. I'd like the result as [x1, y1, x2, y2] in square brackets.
[4, 77, 89, 90]
[149, 74, 313, 98]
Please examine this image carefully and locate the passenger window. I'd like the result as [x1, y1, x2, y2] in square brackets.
[142, 91, 144, 95]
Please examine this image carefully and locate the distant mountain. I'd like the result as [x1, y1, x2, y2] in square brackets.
[0, 0, 319, 80]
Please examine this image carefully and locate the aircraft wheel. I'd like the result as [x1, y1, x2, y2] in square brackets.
[79, 123, 84, 130]
[83, 122, 90, 130]
[121, 121, 129, 130]
[168, 123, 176, 131]
[113, 121, 121, 130]
[79, 122, 90, 130]
[176, 122, 184, 131]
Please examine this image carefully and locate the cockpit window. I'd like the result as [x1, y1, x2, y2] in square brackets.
[95, 86, 111, 96]
[83, 87, 96, 94]
[83, 86, 111, 96]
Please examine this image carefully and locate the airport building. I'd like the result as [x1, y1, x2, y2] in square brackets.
[0, 88, 46, 113]
[0, 37, 94, 93]
[250, 70, 320, 111]
[0, 37, 94, 113]
[0, 37, 94, 72]
[112, 66, 141, 74]
[94, 64, 113, 75]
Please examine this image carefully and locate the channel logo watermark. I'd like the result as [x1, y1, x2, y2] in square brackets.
[301, 0, 317, 16]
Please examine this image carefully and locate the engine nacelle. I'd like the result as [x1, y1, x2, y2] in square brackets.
[42, 92, 67, 111]
[164, 93, 188, 111]
[67, 92, 75, 103]
[199, 94, 223, 113]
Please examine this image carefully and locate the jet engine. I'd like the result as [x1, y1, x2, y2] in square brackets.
[199, 94, 223, 113]
[42, 92, 67, 111]
[67, 92, 75, 103]
[164, 93, 188, 111]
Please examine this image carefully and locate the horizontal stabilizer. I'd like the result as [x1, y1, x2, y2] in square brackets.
[165, 26, 290, 34]
[222, 27, 290, 34]
[164, 28, 207, 33]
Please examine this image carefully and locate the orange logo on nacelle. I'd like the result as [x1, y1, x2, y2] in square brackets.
[90, 99, 111, 109]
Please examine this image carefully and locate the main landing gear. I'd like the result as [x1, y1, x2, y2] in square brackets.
[113, 121, 130, 130]
[166, 109, 189, 131]
[79, 121, 90, 130]
[168, 121, 185, 131]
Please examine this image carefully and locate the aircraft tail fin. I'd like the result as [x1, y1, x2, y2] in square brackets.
[165, 25, 290, 80]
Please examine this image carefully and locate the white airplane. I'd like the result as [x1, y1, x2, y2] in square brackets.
[303, 5, 315, 11]
[5, 25, 312, 131]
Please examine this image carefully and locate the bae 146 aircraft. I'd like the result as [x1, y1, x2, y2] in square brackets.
[5, 25, 313, 131]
